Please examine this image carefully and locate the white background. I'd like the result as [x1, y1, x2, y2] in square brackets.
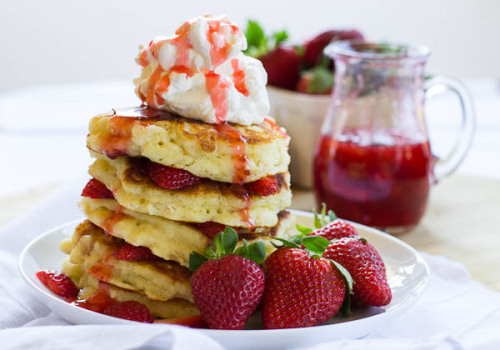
[0, 0, 499, 91]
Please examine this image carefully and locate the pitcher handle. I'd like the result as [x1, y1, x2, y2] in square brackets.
[425, 76, 476, 182]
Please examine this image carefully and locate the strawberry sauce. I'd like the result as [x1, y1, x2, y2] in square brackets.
[206, 18, 238, 68]
[314, 129, 434, 228]
[205, 72, 230, 123]
[146, 66, 165, 106]
[72, 285, 115, 313]
[102, 206, 126, 235]
[213, 122, 252, 227]
[97, 115, 138, 157]
[231, 58, 249, 96]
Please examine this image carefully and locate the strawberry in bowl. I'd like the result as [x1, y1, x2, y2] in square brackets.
[244, 21, 365, 188]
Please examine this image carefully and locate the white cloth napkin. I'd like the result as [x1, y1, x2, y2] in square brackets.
[1, 176, 499, 349]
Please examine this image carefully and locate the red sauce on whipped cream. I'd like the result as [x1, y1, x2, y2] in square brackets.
[206, 18, 239, 68]
[231, 58, 249, 96]
[205, 72, 230, 123]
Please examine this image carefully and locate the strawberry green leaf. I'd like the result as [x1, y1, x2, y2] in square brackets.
[313, 204, 328, 228]
[303, 66, 334, 94]
[272, 30, 288, 44]
[328, 210, 337, 222]
[296, 224, 313, 235]
[330, 259, 354, 294]
[302, 236, 330, 256]
[234, 240, 266, 264]
[189, 251, 208, 272]
[290, 232, 307, 245]
[244, 20, 289, 58]
[234, 240, 248, 257]
[212, 227, 238, 256]
[204, 246, 217, 260]
[221, 227, 238, 255]
[246, 241, 266, 265]
[245, 20, 265, 49]
[340, 289, 352, 317]
[273, 237, 300, 249]
[329, 259, 354, 317]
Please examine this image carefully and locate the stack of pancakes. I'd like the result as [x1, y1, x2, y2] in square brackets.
[60, 106, 293, 320]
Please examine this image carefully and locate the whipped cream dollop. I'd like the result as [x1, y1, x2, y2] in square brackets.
[134, 15, 270, 125]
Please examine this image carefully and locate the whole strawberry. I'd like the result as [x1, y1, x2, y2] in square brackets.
[261, 236, 351, 329]
[309, 219, 359, 241]
[324, 237, 392, 307]
[147, 161, 202, 190]
[243, 21, 300, 91]
[260, 46, 301, 90]
[189, 228, 266, 330]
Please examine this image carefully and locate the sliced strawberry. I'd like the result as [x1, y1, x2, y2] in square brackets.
[259, 46, 301, 90]
[81, 178, 113, 199]
[112, 243, 160, 262]
[147, 161, 202, 190]
[309, 219, 358, 241]
[193, 222, 228, 239]
[36, 270, 79, 298]
[103, 301, 154, 323]
[245, 176, 278, 196]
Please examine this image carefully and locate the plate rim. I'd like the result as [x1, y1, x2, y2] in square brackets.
[19, 209, 431, 335]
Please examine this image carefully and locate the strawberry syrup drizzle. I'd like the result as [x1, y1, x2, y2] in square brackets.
[213, 123, 254, 229]
[231, 58, 249, 96]
[264, 117, 288, 138]
[139, 21, 195, 104]
[146, 66, 165, 106]
[86, 252, 115, 283]
[72, 282, 115, 313]
[205, 72, 230, 123]
[206, 19, 237, 68]
[98, 115, 138, 157]
[102, 206, 126, 235]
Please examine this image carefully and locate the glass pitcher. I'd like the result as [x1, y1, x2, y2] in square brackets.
[314, 41, 475, 233]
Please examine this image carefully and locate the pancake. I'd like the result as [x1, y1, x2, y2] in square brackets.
[61, 220, 193, 302]
[88, 151, 292, 228]
[62, 260, 199, 320]
[79, 197, 295, 267]
[87, 106, 290, 184]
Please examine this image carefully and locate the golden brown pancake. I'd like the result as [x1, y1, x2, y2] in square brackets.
[61, 220, 193, 302]
[87, 106, 290, 183]
[62, 259, 199, 320]
[79, 197, 295, 267]
[88, 151, 292, 228]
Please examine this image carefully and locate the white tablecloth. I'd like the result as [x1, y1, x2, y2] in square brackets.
[0, 177, 499, 349]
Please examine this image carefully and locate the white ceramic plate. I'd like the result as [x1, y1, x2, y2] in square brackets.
[20, 210, 430, 349]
